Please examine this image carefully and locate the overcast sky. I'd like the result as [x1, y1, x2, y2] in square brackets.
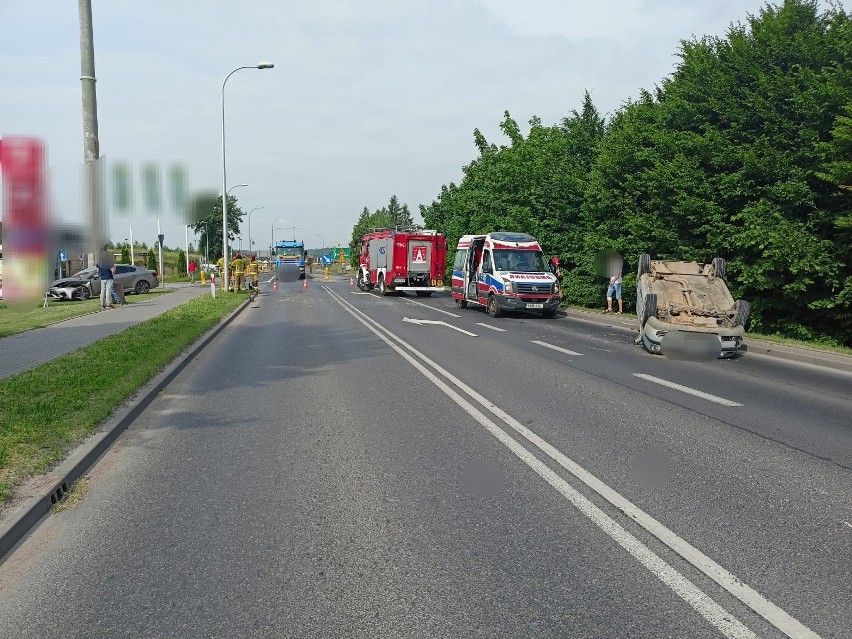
[3, 0, 839, 253]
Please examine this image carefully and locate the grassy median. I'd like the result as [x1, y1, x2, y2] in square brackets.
[0, 292, 249, 504]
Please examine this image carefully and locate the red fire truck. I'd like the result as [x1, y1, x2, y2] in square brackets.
[356, 229, 447, 296]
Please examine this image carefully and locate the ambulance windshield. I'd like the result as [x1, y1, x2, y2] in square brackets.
[493, 250, 546, 273]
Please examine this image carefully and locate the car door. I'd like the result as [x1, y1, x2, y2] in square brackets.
[114, 265, 136, 292]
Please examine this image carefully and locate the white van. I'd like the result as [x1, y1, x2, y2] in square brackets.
[450, 232, 561, 318]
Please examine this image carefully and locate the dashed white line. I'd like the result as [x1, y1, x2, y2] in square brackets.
[476, 323, 507, 332]
[531, 340, 583, 356]
[633, 374, 743, 407]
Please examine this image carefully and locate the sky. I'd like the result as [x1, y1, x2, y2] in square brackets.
[3, 0, 841, 254]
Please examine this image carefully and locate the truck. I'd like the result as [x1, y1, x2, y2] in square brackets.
[451, 232, 561, 318]
[356, 229, 447, 296]
[273, 240, 306, 279]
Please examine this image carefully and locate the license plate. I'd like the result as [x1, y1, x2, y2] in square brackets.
[525, 303, 544, 309]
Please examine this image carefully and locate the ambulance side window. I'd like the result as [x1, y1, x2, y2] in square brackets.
[482, 250, 492, 274]
[453, 249, 468, 270]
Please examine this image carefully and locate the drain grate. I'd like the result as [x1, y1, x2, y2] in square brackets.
[50, 481, 69, 505]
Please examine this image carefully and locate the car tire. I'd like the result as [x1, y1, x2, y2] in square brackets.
[135, 280, 150, 295]
[641, 293, 657, 326]
[733, 299, 750, 327]
[415, 291, 432, 297]
[638, 253, 651, 277]
[455, 298, 468, 309]
[712, 257, 726, 280]
[72, 285, 90, 301]
[487, 294, 501, 318]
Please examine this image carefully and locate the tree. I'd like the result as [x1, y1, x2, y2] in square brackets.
[120, 244, 131, 265]
[147, 247, 157, 271]
[188, 195, 245, 261]
[176, 249, 187, 276]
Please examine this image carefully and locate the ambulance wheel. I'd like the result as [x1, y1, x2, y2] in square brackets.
[455, 298, 468, 309]
[379, 275, 388, 296]
[487, 294, 501, 318]
[415, 291, 432, 297]
[542, 309, 556, 319]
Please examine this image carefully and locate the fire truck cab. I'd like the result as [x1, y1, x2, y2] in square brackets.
[451, 232, 561, 318]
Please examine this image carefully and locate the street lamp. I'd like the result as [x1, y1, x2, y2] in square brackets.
[224, 184, 248, 258]
[271, 217, 283, 257]
[288, 226, 302, 242]
[221, 62, 274, 292]
[247, 206, 263, 257]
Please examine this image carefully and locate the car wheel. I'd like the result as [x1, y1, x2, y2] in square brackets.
[415, 291, 432, 297]
[711, 257, 726, 279]
[733, 299, 750, 327]
[72, 285, 90, 301]
[378, 275, 388, 296]
[638, 253, 651, 277]
[135, 280, 150, 295]
[641, 293, 657, 326]
[487, 294, 501, 318]
[455, 298, 468, 309]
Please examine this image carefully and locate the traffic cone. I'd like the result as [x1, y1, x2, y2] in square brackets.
[349, 276, 354, 287]
[303, 276, 308, 289]
[273, 278, 278, 291]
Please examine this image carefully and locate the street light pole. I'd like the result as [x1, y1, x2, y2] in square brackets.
[247, 206, 263, 257]
[224, 183, 247, 262]
[271, 217, 283, 258]
[221, 62, 273, 293]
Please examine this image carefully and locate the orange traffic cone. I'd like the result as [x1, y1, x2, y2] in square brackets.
[349, 276, 354, 287]
[273, 278, 278, 291]
[303, 276, 308, 289]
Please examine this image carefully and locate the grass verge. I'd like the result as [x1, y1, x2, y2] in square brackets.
[0, 288, 173, 338]
[560, 304, 852, 356]
[0, 292, 249, 504]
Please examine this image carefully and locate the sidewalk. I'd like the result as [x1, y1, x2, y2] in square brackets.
[559, 306, 852, 374]
[0, 283, 212, 381]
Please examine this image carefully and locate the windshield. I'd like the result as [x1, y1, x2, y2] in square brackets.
[493, 250, 546, 273]
[276, 247, 302, 258]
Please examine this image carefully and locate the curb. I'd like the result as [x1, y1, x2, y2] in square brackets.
[0, 294, 256, 560]
[556, 308, 852, 374]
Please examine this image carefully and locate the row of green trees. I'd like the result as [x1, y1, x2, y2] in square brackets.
[349, 195, 416, 262]
[408, 0, 851, 346]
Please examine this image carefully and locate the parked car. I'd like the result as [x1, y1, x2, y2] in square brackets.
[635, 254, 749, 358]
[48, 265, 160, 301]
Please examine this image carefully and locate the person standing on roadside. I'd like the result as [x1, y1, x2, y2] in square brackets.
[231, 253, 246, 292]
[96, 245, 116, 310]
[604, 270, 623, 314]
[188, 259, 197, 283]
[245, 255, 259, 290]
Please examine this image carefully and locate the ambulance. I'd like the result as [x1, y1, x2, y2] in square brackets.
[451, 232, 561, 318]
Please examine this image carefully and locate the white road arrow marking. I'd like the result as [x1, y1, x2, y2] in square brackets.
[402, 317, 477, 336]
[405, 299, 461, 317]
[476, 323, 507, 332]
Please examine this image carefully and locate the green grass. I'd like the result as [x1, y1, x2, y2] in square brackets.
[0, 292, 249, 504]
[0, 289, 173, 338]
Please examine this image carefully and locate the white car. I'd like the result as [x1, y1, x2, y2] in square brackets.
[636, 254, 749, 358]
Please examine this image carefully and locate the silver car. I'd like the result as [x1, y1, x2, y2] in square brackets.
[48, 265, 160, 301]
[636, 254, 749, 358]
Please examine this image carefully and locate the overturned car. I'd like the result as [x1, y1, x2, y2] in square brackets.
[636, 254, 749, 358]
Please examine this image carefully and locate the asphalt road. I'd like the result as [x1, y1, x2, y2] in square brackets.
[0, 281, 849, 638]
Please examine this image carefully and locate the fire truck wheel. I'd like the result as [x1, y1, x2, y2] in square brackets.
[455, 298, 468, 309]
[415, 291, 432, 298]
[487, 294, 502, 318]
[379, 275, 389, 296]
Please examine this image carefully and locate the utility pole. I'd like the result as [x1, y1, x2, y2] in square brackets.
[79, 0, 105, 255]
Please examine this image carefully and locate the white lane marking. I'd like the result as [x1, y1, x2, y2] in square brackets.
[351, 292, 373, 295]
[405, 298, 461, 318]
[531, 340, 583, 356]
[475, 322, 507, 332]
[324, 287, 817, 639]
[402, 317, 477, 336]
[633, 374, 743, 407]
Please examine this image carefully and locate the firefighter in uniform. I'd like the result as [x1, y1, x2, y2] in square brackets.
[216, 256, 226, 290]
[231, 253, 246, 292]
[246, 255, 259, 291]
